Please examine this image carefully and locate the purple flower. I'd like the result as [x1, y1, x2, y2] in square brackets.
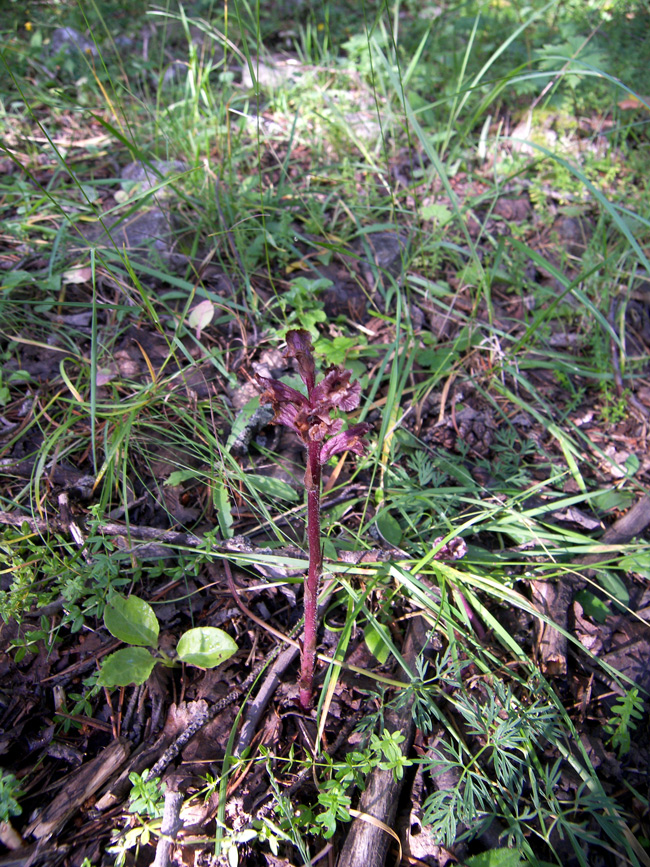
[431, 536, 467, 561]
[255, 330, 371, 464]
[319, 423, 372, 463]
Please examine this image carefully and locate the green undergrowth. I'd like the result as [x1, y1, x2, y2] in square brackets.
[1, 0, 650, 864]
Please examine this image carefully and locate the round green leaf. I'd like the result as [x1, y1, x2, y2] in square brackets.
[97, 647, 157, 687]
[104, 595, 159, 647]
[176, 627, 238, 669]
[376, 511, 402, 546]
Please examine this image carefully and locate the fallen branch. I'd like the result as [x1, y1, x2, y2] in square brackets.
[234, 643, 300, 759]
[25, 739, 131, 840]
[148, 646, 282, 779]
[337, 617, 426, 867]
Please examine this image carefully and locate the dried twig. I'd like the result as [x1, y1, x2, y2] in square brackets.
[151, 790, 183, 867]
[234, 642, 300, 758]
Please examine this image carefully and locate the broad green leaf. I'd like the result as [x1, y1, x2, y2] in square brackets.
[245, 474, 299, 503]
[376, 511, 402, 546]
[591, 489, 635, 512]
[593, 569, 629, 608]
[421, 203, 452, 225]
[620, 551, 650, 580]
[416, 347, 457, 376]
[393, 428, 420, 448]
[313, 335, 357, 365]
[463, 848, 527, 867]
[364, 623, 392, 664]
[8, 370, 33, 383]
[164, 469, 197, 486]
[176, 627, 238, 668]
[346, 360, 368, 384]
[575, 590, 609, 624]
[0, 270, 33, 290]
[104, 595, 159, 647]
[97, 647, 157, 687]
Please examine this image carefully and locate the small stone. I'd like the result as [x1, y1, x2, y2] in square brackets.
[121, 160, 187, 196]
[49, 27, 97, 57]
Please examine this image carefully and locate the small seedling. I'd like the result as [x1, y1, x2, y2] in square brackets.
[255, 329, 371, 708]
[98, 595, 238, 686]
[0, 770, 22, 823]
[604, 687, 644, 756]
[127, 770, 164, 819]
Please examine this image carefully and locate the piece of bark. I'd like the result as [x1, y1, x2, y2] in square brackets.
[0, 842, 68, 867]
[532, 493, 650, 675]
[579, 494, 650, 559]
[531, 579, 571, 676]
[0, 822, 23, 850]
[337, 618, 426, 867]
[94, 741, 158, 811]
[25, 738, 131, 840]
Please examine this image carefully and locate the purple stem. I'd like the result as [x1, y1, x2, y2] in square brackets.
[457, 590, 486, 641]
[299, 439, 322, 709]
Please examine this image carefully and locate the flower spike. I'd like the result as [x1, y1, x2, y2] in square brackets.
[253, 330, 370, 708]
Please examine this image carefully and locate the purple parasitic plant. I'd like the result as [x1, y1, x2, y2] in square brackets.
[255, 329, 371, 709]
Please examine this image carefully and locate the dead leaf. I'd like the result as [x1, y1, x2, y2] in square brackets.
[62, 265, 92, 284]
[188, 299, 214, 339]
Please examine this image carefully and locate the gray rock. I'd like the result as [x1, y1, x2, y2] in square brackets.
[344, 111, 381, 142]
[82, 207, 173, 254]
[161, 59, 188, 87]
[556, 215, 594, 259]
[75, 161, 188, 257]
[121, 160, 187, 197]
[355, 231, 409, 285]
[241, 56, 302, 89]
[49, 27, 97, 57]
[113, 35, 135, 50]
[116, 208, 172, 252]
